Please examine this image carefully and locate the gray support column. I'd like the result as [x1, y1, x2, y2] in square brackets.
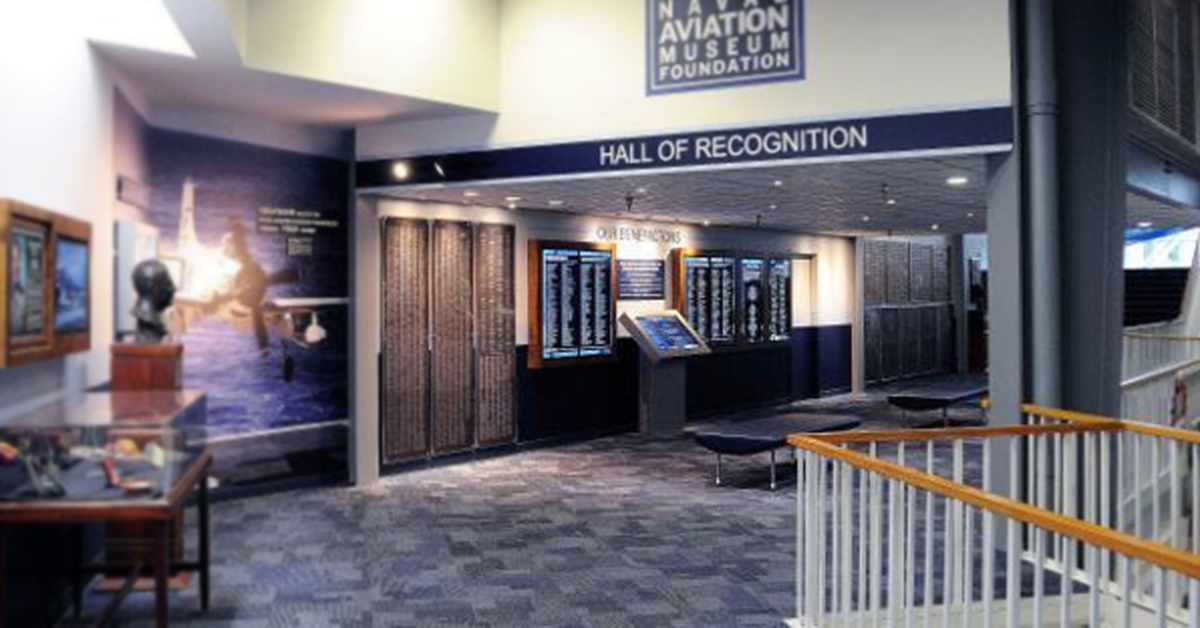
[1020, 0, 1062, 408]
[1050, 0, 1128, 416]
[949, 235, 969, 375]
[986, 153, 1024, 427]
[851, 238, 866, 393]
[351, 195, 382, 486]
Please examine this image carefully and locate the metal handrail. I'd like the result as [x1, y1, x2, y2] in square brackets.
[789, 431, 1200, 581]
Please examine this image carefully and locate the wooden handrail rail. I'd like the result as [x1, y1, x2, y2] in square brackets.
[1023, 404, 1200, 446]
[790, 435, 1200, 580]
[787, 422, 1118, 446]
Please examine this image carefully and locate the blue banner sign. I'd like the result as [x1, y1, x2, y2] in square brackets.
[647, 0, 805, 95]
[356, 107, 1013, 189]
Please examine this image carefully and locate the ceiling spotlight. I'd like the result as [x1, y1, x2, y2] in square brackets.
[391, 161, 411, 181]
[773, 180, 783, 187]
[505, 196, 523, 203]
[434, 161, 446, 178]
[548, 200, 565, 207]
[931, 223, 941, 231]
[769, 204, 778, 211]
[1137, 221, 1154, 228]
[635, 187, 648, 195]
[703, 219, 711, 226]
[861, 215, 871, 222]
[463, 190, 479, 198]
[946, 175, 970, 187]
[886, 198, 897, 206]
[967, 212, 976, 218]
[507, 203, 517, 210]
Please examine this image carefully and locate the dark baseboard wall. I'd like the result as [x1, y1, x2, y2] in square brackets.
[515, 340, 640, 442]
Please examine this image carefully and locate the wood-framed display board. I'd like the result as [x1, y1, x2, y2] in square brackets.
[668, 248, 796, 350]
[0, 198, 92, 369]
[527, 240, 617, 370]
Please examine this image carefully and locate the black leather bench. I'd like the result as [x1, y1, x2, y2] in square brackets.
[690, 413, 863, 489]
[887, 380, 989, 427]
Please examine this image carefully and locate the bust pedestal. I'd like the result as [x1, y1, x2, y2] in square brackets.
[110, 343, 183, 391]
[103, 342, 187, 591]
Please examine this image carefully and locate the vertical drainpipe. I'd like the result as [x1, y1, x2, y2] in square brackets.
[1022, 0, 1062, 408]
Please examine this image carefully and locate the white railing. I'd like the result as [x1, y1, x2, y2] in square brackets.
[790, 411, 1200, 628]
[1123, 324, 1200, 381]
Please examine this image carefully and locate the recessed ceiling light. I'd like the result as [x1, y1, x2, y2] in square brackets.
[946, 175, 970, 187]
[967, 212, 976, 218]
[1137, 221, 1154, 228]
[434, 161, 446, 178]
[505, 196, 522, 202]
[886, 198, 897, 206]
[773, 180, 783, 187]
[507, 203, 517, 210]
[931, 223, 941, 231]
[703, 219, 711, 226]
[548, 200, 565, 207]
[769, 204, 778, 211]
[861, 215, 871, 222]
[391, 161, 411, 181]
[463, 190, 479, 198]
[635, 187, 647, 195]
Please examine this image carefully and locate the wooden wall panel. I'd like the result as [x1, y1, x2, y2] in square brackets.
[430, 221, 475, 454]
[381, 218, 429, 464]
[475, 224, 516, 445]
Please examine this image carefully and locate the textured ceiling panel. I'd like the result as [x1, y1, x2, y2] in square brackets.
[373, 155, 1200, 236]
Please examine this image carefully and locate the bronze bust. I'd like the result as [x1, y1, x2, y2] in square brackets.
[130, 260, 177, 344]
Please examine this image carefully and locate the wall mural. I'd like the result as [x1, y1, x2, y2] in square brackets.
[144, 130, 350, 438]
[114, 90, 350, 485]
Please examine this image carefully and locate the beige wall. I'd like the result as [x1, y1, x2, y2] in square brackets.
[241, 0, 501, 111]
[0, 4, 120, 419]
[358, 0, 1011, 157]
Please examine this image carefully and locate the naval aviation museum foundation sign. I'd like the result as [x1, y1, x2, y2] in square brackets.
[648, 0, 805, 95]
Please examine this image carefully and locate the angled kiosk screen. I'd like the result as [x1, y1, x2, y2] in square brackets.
[619, 310, 711, 363]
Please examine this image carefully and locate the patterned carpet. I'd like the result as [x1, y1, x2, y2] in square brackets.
[71, 435, 811, 627]
[66, 377, 1001, 627]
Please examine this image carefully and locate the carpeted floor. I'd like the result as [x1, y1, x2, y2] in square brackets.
[66, 377, 1008, 627]
[71, 435, 808, 627]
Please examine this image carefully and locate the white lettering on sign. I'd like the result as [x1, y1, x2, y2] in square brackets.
[596, 226, 683, 245]
[649, 0, 803, 94]
[596, 124, 868, 168]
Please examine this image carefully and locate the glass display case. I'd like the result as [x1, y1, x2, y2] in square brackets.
[0, 390, 206, 508]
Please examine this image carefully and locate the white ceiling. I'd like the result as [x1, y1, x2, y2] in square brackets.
[372, 155, 1200, 236]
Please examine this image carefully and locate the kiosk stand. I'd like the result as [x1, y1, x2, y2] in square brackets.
[618, 311, 711, 436]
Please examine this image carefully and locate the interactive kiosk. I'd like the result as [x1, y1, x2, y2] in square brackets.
[618, 311, 711, 436]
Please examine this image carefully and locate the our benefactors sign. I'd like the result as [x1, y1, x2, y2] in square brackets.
[648, 0, 805, 95]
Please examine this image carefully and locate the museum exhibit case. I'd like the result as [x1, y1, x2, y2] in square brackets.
[0, 198, 92, 369]
[0, 390, 212, 627]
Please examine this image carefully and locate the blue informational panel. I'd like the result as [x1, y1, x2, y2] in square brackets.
[639, 314, 703, 351]
[619, 310, 711, 362]
[617, 258, 666, 301]
[540, 247, 614, 361]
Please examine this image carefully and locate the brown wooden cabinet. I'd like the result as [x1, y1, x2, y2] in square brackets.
[0, 198, 92, 369]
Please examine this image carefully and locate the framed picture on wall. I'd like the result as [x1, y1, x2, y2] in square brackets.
[53, 236, 89, 335]
[8, 217, 51, 349]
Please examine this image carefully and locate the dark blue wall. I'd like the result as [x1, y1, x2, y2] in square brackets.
[816, 325, 853, 394]
[516, 340, 639, 441]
